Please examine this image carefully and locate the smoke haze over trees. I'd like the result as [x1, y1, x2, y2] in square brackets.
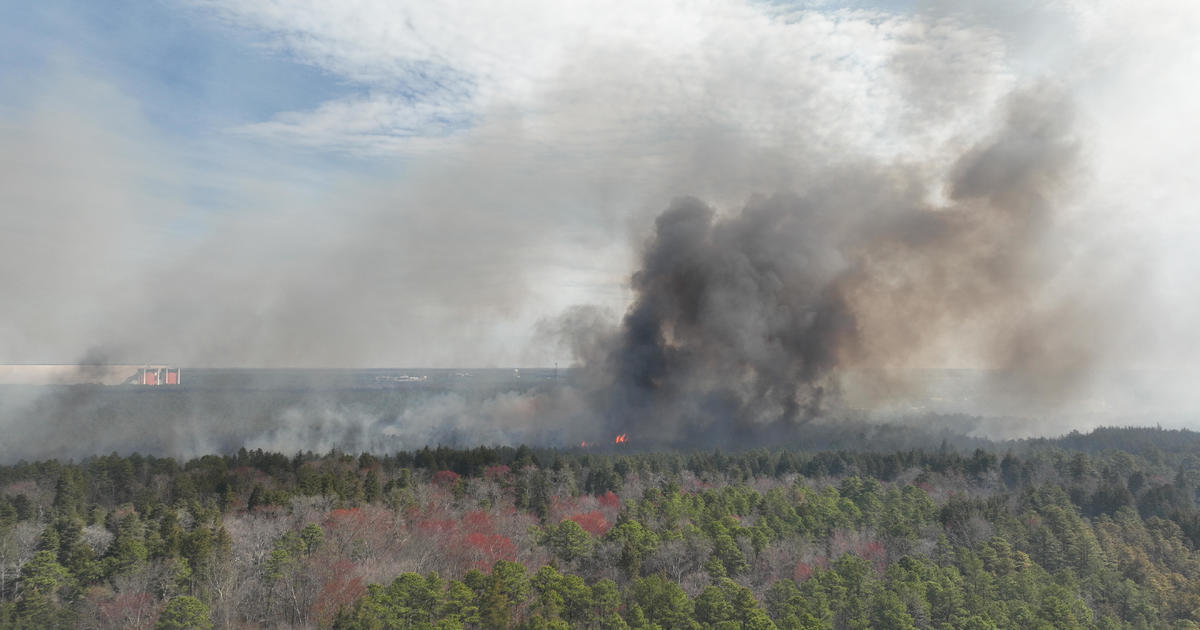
[4, 4, 1200, 629]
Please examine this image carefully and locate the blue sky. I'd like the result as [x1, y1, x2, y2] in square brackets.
[0, 1, 344, 139]
[0, 0, 991, 182]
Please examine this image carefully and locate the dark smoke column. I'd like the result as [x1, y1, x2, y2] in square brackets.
[592, 194, 860, 445]
[571, 86, 1096, 445]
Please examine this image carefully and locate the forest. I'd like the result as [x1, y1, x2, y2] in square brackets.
[2, 426, 1200, 629]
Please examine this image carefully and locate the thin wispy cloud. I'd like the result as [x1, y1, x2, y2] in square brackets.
[193, 1, 1015, 164]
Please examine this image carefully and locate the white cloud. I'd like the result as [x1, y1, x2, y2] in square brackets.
[192, 0, 1015, 167]
[232, 92, 474, 153]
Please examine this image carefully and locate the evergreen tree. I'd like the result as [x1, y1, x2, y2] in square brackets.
[155, 595, 213, 630]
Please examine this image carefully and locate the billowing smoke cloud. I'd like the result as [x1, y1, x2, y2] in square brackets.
[1, 1, 1199, 459]
[559, 86, 1107, 444]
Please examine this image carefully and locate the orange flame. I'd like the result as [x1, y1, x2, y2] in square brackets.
[614, 433, 628, 444]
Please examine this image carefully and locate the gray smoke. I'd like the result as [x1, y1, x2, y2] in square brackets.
[563, 85, 1139, 444]
[1, 3, 1198, 459]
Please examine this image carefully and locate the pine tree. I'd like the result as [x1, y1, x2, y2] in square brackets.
[155, 595, 213, 630]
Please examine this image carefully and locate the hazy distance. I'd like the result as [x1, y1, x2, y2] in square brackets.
[2, 1, 1199, 455]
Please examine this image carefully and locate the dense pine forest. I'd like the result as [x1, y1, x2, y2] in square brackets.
[3, 427, 1200, 628]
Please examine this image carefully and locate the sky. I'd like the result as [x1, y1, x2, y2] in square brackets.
[1, 0, 1198, 371]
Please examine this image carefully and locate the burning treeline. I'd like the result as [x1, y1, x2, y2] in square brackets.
[563, 86, 1122, 445]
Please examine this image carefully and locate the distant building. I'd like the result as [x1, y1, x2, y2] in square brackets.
[137, 367, 180, 385]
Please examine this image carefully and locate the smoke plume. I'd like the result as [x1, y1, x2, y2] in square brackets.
[563, 86, 1129, 444]
[1, 2, 1198, 458]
